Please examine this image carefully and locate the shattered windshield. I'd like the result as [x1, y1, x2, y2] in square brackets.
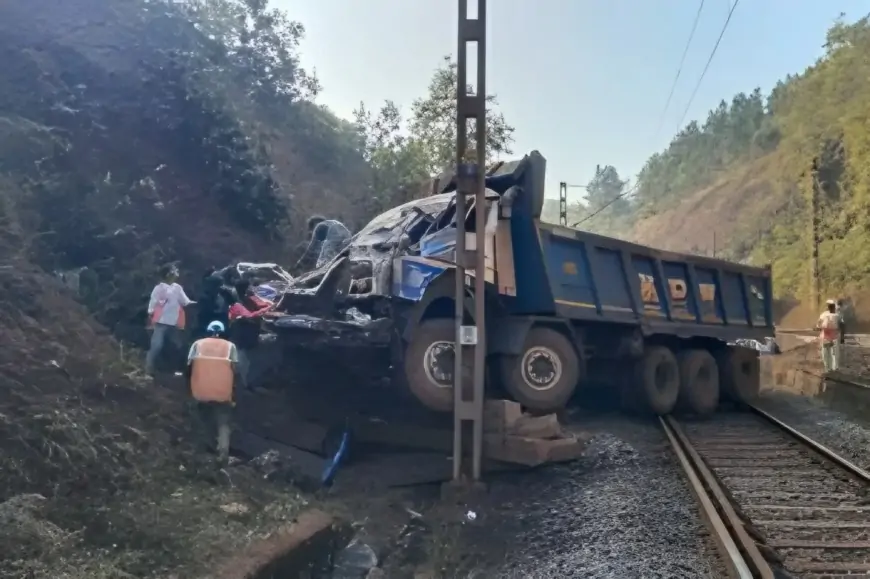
[355, 193, 453, 242]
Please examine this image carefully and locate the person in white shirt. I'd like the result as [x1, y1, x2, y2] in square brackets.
[145, 265, 195, 375]
[815, 299, 842, 373]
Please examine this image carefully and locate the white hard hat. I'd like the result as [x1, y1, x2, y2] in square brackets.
[826, 299, 836, 305]
[207, 320, 225, 333]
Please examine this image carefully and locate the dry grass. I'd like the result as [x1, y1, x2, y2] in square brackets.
[630, 153, 789, 260]
[0, 258, 319, 579]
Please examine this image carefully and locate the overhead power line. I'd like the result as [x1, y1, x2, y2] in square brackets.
[578, 0, 740, 228]
[571, 182, 639, 228]
[673, 0, 741, 131]
[652, 0, 706, 142]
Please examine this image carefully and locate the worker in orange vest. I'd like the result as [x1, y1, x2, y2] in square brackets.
[185, 320, 239, 465]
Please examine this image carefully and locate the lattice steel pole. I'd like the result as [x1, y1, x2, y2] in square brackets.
[453, 0, 487, 482]
[559, 182, 588, 227]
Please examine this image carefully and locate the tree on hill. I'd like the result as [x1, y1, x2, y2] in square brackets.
[633, 13, 870, 300]
[181, 0, 321, 104]
[409, 55, 516, 175]
[573, 164, 634, 235]
[353, 55, 516, 215]
[634, 87, 771, 215]
[0, 0, 377, 342]
[352, 100, 430, 217]
[585, 164, 632, 217]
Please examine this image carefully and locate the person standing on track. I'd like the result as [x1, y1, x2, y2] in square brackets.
[186, 320, 239, 465]
[816, 299, 842, 373]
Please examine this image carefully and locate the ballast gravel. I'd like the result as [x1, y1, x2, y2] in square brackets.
[756, 387, 870, 470]
[456, 414, 726, 579]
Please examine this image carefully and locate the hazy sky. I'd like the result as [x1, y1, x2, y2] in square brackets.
[277, 0, 867, 201]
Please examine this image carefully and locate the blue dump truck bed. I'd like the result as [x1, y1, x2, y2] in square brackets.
[537, 223, 773, 342]
[423, 149, 773, 344]
[385, 150, 772, 416]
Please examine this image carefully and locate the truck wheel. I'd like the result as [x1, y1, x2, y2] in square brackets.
[638, 346, 680, 415]
[677, 349, 720, 417]
[499, 327, 580, 413]
[403, 318, 456, 412]
[719, 346, 760, 403]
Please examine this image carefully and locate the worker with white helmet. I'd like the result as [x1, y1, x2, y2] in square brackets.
[185, 320, 239, 465]
[815, 299, 842, 373]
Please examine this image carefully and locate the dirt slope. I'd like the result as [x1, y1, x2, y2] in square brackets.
[0, 1, 376, 576]
[0, 0, 372, 345]
[629, 153, 790, 261]
[0, 244, 324, 577]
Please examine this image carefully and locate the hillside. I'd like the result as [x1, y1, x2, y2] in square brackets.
[0, 0, 526, 574]
[0, 0, 378, 346]
[566, 15, 870, 313]
[0, 0, 378, 576]
[629, 153, 789, 261]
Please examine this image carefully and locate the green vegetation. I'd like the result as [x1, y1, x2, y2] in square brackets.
[588, 14, 870, 301]
[353, 55, 516, 215]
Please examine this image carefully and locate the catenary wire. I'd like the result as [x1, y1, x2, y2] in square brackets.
[578, 0, 740, 227]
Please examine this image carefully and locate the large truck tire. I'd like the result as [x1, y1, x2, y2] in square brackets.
[676, 349, 720, 417]
[403, 318, 456, 412]
[498, 326, 580, 413]
[618, 366, 645, 415]
[719, 346, 761, 403]
[637, 345, 680, 415]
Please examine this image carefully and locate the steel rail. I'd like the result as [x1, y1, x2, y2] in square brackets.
[747, 404, 870, 484]
[661, 416, 772, 579]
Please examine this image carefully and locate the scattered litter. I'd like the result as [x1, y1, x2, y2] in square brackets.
[405, 508, 423, 519]
[465, 510, 477, 522]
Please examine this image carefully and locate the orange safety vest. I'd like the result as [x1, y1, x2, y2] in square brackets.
[189, 337, 235, 403]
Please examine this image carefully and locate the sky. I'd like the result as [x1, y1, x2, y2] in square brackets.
[276, 0, 868, 202]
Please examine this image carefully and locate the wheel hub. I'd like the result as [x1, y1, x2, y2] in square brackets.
[521, 346, 562, 391]
[423, 341, 454, 388]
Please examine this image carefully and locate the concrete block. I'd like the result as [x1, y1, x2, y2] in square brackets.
[483, 399, 522, 433]
[484, 432, 588, 467]
[508, 414, 561, 439]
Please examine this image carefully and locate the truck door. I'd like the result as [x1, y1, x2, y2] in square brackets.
[419, 195, 501, 286]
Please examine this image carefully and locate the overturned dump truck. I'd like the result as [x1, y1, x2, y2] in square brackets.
[268, 151, 773, 417]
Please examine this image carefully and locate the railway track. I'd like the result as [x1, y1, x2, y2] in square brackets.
[664, 406, 870, 579]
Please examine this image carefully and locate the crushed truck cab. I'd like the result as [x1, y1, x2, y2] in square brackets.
[271, 150, 773, 416]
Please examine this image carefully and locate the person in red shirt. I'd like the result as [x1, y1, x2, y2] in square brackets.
[228, 279, 274, 390]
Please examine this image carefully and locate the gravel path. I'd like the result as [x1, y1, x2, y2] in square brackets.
[453, 413, 726, 579]
[756, 387, 870, 470]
